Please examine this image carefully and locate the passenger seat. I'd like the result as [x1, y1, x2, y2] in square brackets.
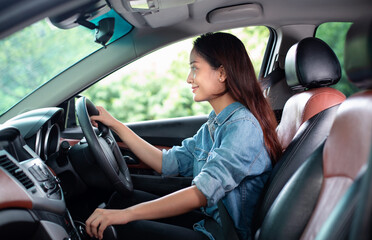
[256, 21, 372, 240]
[314, 19, 372, 240]
[254, 37, 346, 232]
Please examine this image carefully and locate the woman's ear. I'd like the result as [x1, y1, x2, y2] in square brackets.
[219, 65, 227, 82]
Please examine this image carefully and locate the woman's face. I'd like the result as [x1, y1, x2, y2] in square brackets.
[187, 48, 226, 103]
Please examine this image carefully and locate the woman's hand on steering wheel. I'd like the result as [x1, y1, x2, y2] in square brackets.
[90, 106, 117, 129]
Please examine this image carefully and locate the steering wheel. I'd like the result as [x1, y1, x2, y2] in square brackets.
[76, 96, 133, 195]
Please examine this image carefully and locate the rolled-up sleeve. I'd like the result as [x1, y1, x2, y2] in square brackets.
[192, 119, 269, 207]
[162, 137, 196, 177]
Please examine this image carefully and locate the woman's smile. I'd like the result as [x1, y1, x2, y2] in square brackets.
[192, 86, 199, 93]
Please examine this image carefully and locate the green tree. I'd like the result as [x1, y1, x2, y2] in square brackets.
[0, 20, 98, 114]
[227, 26, 270, 76]
[316, 22, 358, 96]
[83, 26, 270, 123]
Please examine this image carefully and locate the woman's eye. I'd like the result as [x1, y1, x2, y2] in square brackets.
[190, 66, 197, 78]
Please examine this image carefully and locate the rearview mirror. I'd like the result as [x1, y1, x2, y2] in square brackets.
[76, 17, 115, 47]
[95, 18, 115, 47]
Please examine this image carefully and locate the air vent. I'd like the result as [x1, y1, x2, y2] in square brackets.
[0, 155, 34, 189]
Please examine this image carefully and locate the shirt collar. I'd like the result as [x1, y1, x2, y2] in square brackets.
[208, 102, 245, 126]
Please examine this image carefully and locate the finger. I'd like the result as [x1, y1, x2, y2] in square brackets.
[90, 115, 101, 121]
[85, 209, 101, 237]
[96, 106, 109, 117]
[98, 221, 109, 240]
[91, 120, 98, 127]
[85, 217, 93, 237]
[95, 106, 104, 115]
[90, 217, 101, 239]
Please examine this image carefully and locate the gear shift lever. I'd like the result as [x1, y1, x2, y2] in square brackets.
[103, 225, 118, 240]
[74, 221, 118, 240]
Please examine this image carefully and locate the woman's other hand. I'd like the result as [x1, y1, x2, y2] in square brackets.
[85, 208, 129, 240]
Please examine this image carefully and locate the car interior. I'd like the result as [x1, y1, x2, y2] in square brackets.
[0, 0, 371, 239]
[254, 36, 347, 232]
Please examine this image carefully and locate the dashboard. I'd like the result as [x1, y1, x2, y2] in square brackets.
[6, 107, 65, 161]
[0, 127, 63, 205]
[0, 108, 82, 240]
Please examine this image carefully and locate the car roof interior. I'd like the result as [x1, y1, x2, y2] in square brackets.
[3, 0, 372, 35]
[3, 0, 372, 44]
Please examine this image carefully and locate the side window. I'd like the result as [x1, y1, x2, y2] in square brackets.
[315, 22, 358, 97]
[81, 26, 270, 123]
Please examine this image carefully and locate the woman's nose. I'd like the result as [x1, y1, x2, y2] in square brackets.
[187, 72, 193, 84]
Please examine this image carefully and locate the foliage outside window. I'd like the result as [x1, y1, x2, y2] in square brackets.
[316, 22, 357, 97]
[0, 21, 100, 116]
[82, 26, 270, 123]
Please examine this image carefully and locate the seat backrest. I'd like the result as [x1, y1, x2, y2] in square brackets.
[300, 92, 372, 240]
[347, 20, 372, 240]
[277, 37, 346, 150]
[315, 19, 372, 240]
[253, 37, 346, 233]
[256, 21, 372, 240]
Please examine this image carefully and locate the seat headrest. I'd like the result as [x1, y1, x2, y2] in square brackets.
[345, 20, 372, 89]
[285, 37, 341, 91]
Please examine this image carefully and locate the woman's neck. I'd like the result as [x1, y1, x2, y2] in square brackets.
[209, 93, 236, 115]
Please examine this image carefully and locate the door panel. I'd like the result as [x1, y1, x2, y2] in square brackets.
[125, 115, 207, 147]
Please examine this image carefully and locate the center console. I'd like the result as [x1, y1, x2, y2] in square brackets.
[0, 150, 82, 240]
[0, 124, 84, 240]
[0, 126, 117, 240]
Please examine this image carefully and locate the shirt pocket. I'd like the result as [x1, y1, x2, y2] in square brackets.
[192, 147, 209, 176]
[193, 147, 209, 161]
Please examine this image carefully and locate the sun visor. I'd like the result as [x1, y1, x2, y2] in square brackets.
[120, 0, 194, 28]
[141, 5, 189, 28]
[207, 3, 262, 24]
[127, 0, 194, 12]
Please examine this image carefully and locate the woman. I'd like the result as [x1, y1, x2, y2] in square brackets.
[85, 32, 282, 240]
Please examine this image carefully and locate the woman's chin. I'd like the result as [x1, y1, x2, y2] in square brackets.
[193, 96, 203, 102]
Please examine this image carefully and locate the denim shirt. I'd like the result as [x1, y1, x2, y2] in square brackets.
[162, 102, 272, 240]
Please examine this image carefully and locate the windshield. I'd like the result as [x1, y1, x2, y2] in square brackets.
[0, 11, 132, 116]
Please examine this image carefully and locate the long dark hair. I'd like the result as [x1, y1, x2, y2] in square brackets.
[193, 32, 282, 163]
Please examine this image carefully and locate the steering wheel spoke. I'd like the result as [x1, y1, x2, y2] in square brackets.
[103, 136, 116, 151]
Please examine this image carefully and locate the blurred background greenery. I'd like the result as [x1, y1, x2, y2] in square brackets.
[0, 20, 98, 116]
[0, 21, 355, 123]
[81, 26, 270, 122]
[316, 22, 357, 96]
